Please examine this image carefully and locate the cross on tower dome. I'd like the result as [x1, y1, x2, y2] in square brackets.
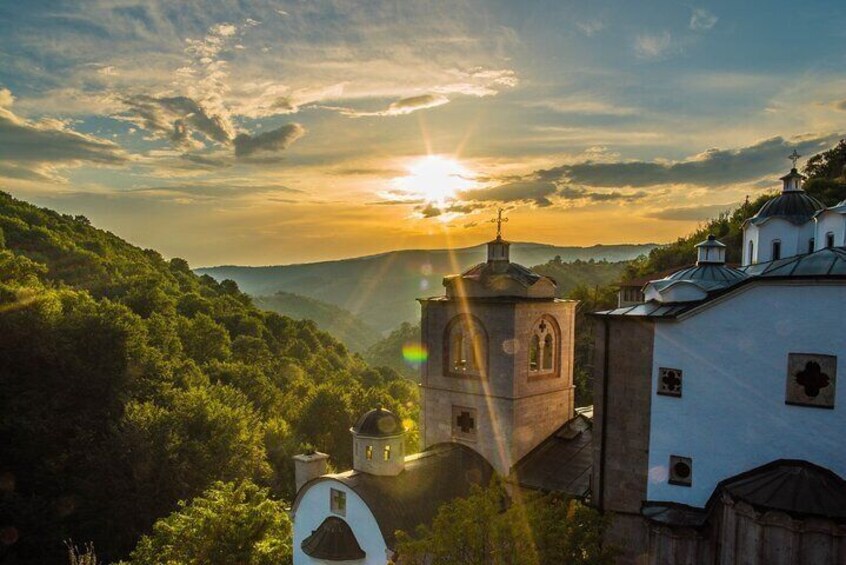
[490, 208, 509, 239]
[789, 149, 802, 169]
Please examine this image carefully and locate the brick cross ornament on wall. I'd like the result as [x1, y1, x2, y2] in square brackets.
[457, 411, 475, 433]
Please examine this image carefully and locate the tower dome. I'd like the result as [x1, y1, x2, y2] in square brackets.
[748, 168, 824, 226]
[351, 407, 405, 476]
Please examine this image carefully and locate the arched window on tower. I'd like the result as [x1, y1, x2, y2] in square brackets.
[826, 232, 835, 248]
[748, 240, 755, 264]
[445, 315, 487, 377]
[529, 335, 540, 371]
[528, 316, 558, 378]
[543, 334, 554, 370]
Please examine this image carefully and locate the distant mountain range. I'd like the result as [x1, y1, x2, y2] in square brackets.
[197, 242, 657, 335]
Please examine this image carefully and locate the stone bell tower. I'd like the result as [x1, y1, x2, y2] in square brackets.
[418, 211, 577, 475]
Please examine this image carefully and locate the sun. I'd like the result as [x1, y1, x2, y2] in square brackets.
[395, 155, 477, 208]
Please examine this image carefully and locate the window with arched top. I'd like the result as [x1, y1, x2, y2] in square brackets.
[748, 240, 755, 264]
[772, 240, 781, 261]
[529, 316, 559, 378]
[543, 334, 554, 370]
[445, 315, 487, 378]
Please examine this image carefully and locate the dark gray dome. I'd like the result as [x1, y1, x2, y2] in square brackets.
[751, 191, 824, 225]
[665, 264, 747, 285]
[352, 407, 404, 437]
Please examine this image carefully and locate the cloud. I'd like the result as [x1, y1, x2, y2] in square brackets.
[634, 31, 672, 60]
[536, 134, 844, 188]
[0, 100, 127, 181]
[329, 94, 450, 118]
[835, 100, 846, 112]
[461, 180, 559, 207]
[647, 203, 735, 221]
[120, 94, 234, 148]
[690, 8, 718, 31]
[417, 202, 484, 218]
[558, 186, 648, 202]
[233, 123, 306, 157]
[0, 88, 13, 108]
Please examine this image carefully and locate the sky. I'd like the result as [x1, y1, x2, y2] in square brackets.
[1, 0, 845, 266]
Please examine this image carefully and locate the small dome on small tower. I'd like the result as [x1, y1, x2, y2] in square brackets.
[351, 407, 406, 476]
[352, 407, 404, 437]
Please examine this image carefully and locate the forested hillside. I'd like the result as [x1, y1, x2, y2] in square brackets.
[255, 291, 381, 353]
[0, 192, 417, 564]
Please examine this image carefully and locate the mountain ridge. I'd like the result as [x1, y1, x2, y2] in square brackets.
[198, 242, 656, 334]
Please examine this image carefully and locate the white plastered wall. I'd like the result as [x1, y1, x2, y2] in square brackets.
[293, 479, 388, 565]
[647, 283, 846, 507]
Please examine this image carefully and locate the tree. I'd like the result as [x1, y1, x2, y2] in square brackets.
[127, 481, 292, 565]
[364, 322, 423, 379]
[395, 481, 614, 565]
[804, 139, 846, 181]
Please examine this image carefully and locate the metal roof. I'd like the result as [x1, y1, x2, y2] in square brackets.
[711, 459, 846, 522]
[595, 246, 846, 319]
[748, 190, 824, 226]
[643, 459, 846, 528]
[301, 516, 367, 561]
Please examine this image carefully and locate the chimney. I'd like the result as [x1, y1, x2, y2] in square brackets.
[293, 451, 329, 493]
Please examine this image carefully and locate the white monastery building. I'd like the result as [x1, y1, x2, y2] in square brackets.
[593, 162, 846, 564]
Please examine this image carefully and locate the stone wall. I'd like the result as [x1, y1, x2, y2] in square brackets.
[419, 297, 576, 474]
[591, 316, 655, 564]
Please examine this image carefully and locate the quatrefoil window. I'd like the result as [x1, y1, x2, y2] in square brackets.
[786, 353, 836, 409]
[657, 367, 683, 397]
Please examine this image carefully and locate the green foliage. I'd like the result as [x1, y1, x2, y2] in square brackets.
[0, 192, 417, 563]
[804, 139, 846, 181]
[531, 257, 629, 297]
[127, 481, 292, 565]
[395, 480, 614, 565]
[256, 291, 381, 353]
[564, 285, 619, 407]
[364, 322, 423, 379]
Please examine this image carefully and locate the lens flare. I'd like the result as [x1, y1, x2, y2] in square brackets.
[401, 342, 428, 365]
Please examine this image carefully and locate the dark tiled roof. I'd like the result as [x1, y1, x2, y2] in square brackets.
[333, 443, 495, 547]
[594, 247, 846, 318]
[711, 459, 846, 521]
[351, 407, 404, 437]
[453, 260, 544, 288]
[301, 516, 366, 561]
[512, 415, 593, 497]
[749, 190, 824, 225]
